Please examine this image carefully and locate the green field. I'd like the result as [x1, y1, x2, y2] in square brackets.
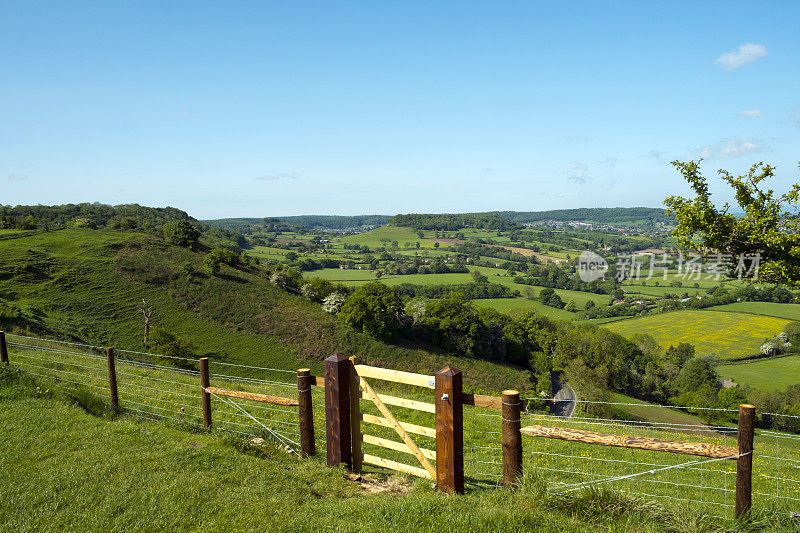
[8, 372, 786, 532]
[5, 353, 800, 528]
[718, 356, 800, 391]
[474, 298, 577, 321]
[604, 310, 791, 359]
[339, 225, 433, 249]
[0, 229, 534, 392]
[309, 265, 610, 317]
[710, 302, 800, 322]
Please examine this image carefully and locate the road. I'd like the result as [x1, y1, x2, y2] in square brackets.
[550, 384, 577, 418]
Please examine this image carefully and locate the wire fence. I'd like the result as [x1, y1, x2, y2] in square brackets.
[5, 332, 800, 519]
[5, 333, 305, 454]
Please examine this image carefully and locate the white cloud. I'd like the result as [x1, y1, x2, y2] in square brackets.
[8, 174, 28, 181]
[559, 161, 589, 184]
[715, 43, 768, 71]
[597, 157, 620, 170]
[688, 139, 763, 160]
[739, 109, 764, 117]
[256, 172, 300, 181]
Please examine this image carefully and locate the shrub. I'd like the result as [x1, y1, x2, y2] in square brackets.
[163, 220, 200, 248]
[338, 282, 404, 341]
[322, 292, 346, 314]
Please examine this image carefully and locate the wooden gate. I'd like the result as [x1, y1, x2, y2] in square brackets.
[323, 354, 463, 493]
[354, 362, 437, 480]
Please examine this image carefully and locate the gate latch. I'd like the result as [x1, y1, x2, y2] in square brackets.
[441, 393, 449, 402]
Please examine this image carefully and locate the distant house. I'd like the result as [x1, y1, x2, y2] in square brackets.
[720, 379, 739, 389]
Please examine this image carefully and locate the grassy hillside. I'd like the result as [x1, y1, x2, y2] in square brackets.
[1, 368, 792, 532]
[603, 311, 791, 359]
[718, 357, 800, 391]
[474, 298, 577, 321]
[0, 229, 530, 391]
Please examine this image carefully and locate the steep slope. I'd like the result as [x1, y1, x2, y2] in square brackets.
[0, 229, 529, 390]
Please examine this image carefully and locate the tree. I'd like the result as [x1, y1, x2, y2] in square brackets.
[337, 282, 404, 341]
[140, 299, 156, 346]
[674, 356, 718, 394]
[664, 160, 800, 286]
[163, 220, 201, 249]
[423, 292, 486, 357]
[21, 215, 37, 230]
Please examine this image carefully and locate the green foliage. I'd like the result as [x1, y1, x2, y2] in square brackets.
[674, 356, 718, 394]
[163, 219, 201, 249]
[146, 328, 195, 362]
[423, 293, 487, 358]
[72, 217, 97, 229]
[269, 267, 303, 293]
[204, 247, 241, 275]
[389, 212, 516, 231]
[664, 160, 800, 286]
[0, 203, 192, 230]
[539, 287, 565, 309]
[338, 282, 404, 341]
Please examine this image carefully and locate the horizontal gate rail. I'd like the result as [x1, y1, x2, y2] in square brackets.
[372, 393, 435, 413]
[204, 386, 299, 407]
[362, 414, 436, 438]
[362, 433, 436, 460]
[363, 453, 433, 479]
[520, 424, 739, 459]
[354, 365, 435, 388]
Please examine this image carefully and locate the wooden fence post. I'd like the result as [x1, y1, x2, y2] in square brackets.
[297, 368, 316, 458]
[349, 357, 363, 473]
[435, 365, 463, 494]
[735, 403, 755, 519]
[106, 347, 120, 413]
[502, 389, 522, 489]
[199, 357, 212, 428]
[324, 354, 351, 468]
[0, 331, 8, 364]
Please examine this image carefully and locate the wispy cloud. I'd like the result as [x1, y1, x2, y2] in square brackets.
[688, 139, 763, 160]
[256, 172, 300, 181]
[739, 109, 764, 118]
[597, 157, 620, 170]
[565, 135, 591, 143]
[715, 43, 768, 71]
[792, 106, 800, 128]
[559, 161, 589, 184]
[646, 149, 666, 162]
[8, 174, 28, 181]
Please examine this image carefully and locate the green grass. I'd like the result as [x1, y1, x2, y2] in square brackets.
[2, 364, 797, 531]
[610, 393, 716, 428]
[474, 298, 576, 321]
[709, 302, 800, 322]
[718, 356, 800, 391]
[604, 310, 791, 359]
[0, 229, 535, 392]
[338, 226, 433, 249]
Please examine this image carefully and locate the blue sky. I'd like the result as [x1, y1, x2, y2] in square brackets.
[2, 1, 799, 219]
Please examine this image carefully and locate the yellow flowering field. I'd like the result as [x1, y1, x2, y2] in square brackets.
[605, 310, 791, 359]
